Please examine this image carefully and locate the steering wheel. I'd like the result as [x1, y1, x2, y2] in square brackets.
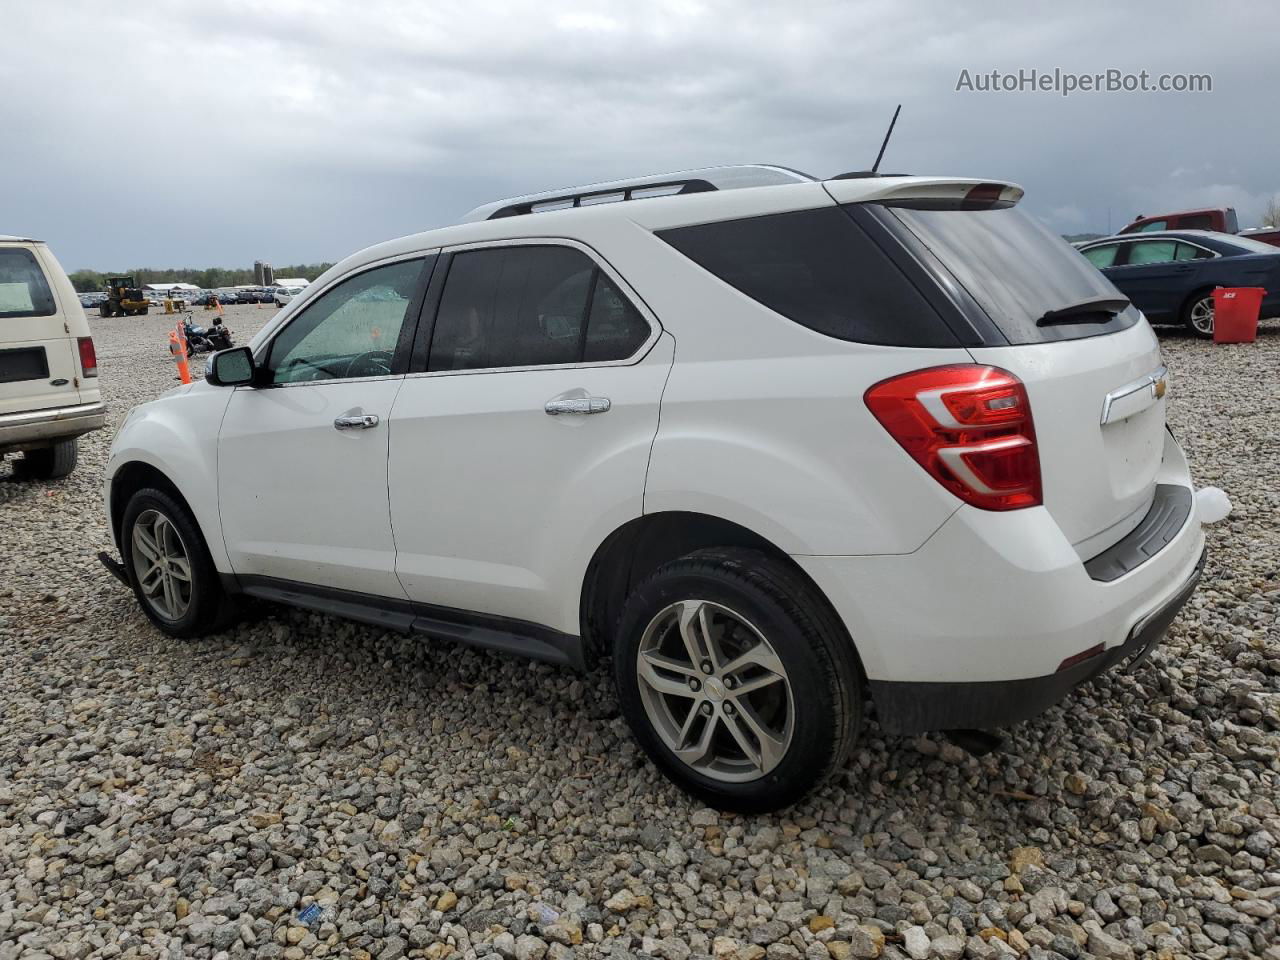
[345, 350, 393, 378]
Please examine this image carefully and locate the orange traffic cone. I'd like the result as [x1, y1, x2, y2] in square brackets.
[169, 325, 192, 384]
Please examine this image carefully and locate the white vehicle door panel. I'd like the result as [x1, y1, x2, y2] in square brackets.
[388, 335, 673, 632]
[217, 253, 431, 599]
[386, 238, 671, 634]
[217, 379, 407, 597]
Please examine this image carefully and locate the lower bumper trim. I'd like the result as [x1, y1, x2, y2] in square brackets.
[870, 547, 1206, 735]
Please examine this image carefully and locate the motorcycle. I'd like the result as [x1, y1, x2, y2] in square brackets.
[182, 316, 234, 354]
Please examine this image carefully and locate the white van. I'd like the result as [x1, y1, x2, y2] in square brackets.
[1, 236, 104, 478]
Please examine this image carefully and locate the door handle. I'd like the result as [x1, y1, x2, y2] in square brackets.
[545, 396, 611, 415]
[334, 414, 379, 430]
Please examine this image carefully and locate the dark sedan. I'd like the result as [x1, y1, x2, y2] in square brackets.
[1078, 231, 1280, 338]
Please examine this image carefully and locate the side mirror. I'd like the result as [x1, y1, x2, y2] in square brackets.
[206, 346, 256, 387]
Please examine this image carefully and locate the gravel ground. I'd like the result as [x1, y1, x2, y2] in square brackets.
[1, 309, 1277, 960]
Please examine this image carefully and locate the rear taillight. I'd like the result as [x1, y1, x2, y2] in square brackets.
[864, 364, 1041, 511]
[77, 336, 98, 377]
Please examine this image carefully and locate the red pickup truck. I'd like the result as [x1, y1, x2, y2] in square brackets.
[1120, 208, 1280, 248]
[1120, 207, 1239, 234]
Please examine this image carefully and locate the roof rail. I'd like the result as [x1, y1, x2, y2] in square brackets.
[459, 164, 817, 223]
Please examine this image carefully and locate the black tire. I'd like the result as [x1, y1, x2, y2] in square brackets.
[121, 487, 234, 638]
[15, 439, 78, 479]
[612, 547, 862, 813]
[1182, 289, 1216, 339]
[141, 306, 149, 315]
[99, 303, 110, 318]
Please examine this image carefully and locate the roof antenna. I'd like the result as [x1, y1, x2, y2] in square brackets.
[871, 104, 902, 174]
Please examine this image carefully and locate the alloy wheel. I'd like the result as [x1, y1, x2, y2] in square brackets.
[635, 599, 794, 783]
[1190, 297, 1215, 335]
[130, 509, 193, 621]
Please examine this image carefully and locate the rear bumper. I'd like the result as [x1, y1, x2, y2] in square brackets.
[0, 400, 106, 449]
[795, 431, 1206, 734]
[866, 547, 1204, 733]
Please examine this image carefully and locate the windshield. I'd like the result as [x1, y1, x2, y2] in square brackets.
[885, 205, 1139, 344]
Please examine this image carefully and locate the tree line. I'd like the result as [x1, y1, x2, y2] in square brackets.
[66, 264, 335, 293]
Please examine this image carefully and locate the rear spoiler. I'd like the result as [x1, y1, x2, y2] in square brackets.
[823, 177, 1024, 208]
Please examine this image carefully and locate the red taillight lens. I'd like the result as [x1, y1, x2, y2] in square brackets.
[864, 365, 1041, 511]
[77, 336, 98, 377]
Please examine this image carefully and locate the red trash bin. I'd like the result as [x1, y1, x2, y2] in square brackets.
[1212, 286, 1264, 343]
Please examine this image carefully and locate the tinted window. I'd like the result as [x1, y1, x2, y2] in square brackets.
[0, 248, 56, 318]
[658, 207, 958, 347]
[1128, 241, 1177, 265]
[584, 273, 650, 362]
[1180, 214, 1213, 230]
[888, 205, 1137, 344]
[428, 246, 649, 371]
[1175, 243, 1210, 261]
[1083, 244, 1119, 268]
[268, 258, 425, 383]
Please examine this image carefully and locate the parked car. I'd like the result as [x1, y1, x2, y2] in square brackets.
[273, 286, 304, 307]
[1120, 207, 1238, 235]
[1078, 230, 1280, 337]
[103, 165, 1212, 811]
[1237, 226, 1280, 248]
[1, 235, 103, 478]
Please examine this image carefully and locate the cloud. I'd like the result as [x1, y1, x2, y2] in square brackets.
[3, 0, 1278, 267]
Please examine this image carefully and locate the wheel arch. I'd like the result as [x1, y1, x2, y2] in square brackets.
[578, 510, 865, 679]
[109, 460, 196, 552]
[1179, 284, 1218, 319]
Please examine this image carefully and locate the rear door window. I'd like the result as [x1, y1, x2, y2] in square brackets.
[0, 248, 56, 318]
[427, 245, 651, 372]
[658, 207, 960, 347]
[885, 204, 1138, 344]
[1128, 240, 1177, 265]
[1137, 220, 1167, 232]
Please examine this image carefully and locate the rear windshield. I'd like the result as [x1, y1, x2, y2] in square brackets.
[1219, 234, 1280, 255]
[0, 248, 56, 318]
[886, 205, 1139, 344]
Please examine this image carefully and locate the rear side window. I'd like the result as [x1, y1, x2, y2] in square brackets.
[886, 205, 1138, 344]
[1137, 220, 1167, 232]
[1180, 214, 1213, 230]
[1082, 244, 1119, 268]
[428, 245, 650, 372]
[1128, 240, 1177, 265]
[0, 248, 56, 318]
[658, 208, 958, 347]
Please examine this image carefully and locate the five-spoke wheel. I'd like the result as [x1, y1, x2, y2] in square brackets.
[636, 599, 793, 781]
[122, 487, 233, 638]
[130, 508, 193, 621]
[614, 547, 862, 812]
[1184, 292, 1215, 338]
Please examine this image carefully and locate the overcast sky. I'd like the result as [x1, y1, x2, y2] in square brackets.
[5, 1, 1278, 270]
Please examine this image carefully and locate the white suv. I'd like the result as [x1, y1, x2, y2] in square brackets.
[103, 166, 1212, 811]
[1, 235, 103, 478]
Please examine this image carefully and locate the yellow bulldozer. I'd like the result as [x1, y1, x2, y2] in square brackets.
[100, 276, 150, 317]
